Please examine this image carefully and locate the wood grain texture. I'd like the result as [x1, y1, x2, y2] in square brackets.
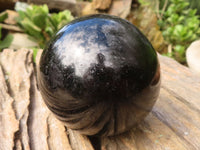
[0, 49, 200, 150]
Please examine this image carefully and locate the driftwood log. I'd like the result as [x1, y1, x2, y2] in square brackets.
[0, 48, 200, 150]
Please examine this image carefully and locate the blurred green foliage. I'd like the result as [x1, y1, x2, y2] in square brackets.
[0, 12, 13, 51]
[157, 0, 200, 63]
[159, 0, 200, 15]
[188, 0, 200, 15]
[32, 47, 39, 63]
[15, 4, 74, 48]
[0, 11, 8, 22]
[0, 26, 14, 51]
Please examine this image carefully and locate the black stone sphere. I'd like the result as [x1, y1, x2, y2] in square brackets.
[37, 14, 160, 136]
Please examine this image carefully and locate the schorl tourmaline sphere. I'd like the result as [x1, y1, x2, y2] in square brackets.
[37, 14, 161, 136]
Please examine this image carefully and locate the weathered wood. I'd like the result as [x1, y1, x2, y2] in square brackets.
[0, 49, 33, 150]
[92, 0, 112, 10]
[0, 49, 200, 150]
[108, 0, 132, 19]
[0, 49, 94, 150]
[0, 23, 23, 32]
[4, 10, 19, 25]
[82, 0, 132, 19]
[101, 55, 200, 150]
[0, 62, 18, 150]
[68, 129, 95, 150]
[28, 0, 81, 16]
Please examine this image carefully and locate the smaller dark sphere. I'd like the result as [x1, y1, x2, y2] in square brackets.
[37, 14, 161, 136]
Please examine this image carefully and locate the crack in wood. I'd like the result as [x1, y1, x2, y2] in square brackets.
[0, 63, 13, 97]
[27, 72, 35, 150]
[46, 116, 52, 150]
[13, 131, 22, 150]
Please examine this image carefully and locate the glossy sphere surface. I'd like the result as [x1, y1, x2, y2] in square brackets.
[38, 14, 160, 136]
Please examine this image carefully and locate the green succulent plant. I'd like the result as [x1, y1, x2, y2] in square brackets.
[16, 4, 74, 48]
[158, 0, 200, 63]
[0, 12, 13, 51]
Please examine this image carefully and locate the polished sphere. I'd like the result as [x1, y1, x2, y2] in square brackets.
[38, 14, 160, 136]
